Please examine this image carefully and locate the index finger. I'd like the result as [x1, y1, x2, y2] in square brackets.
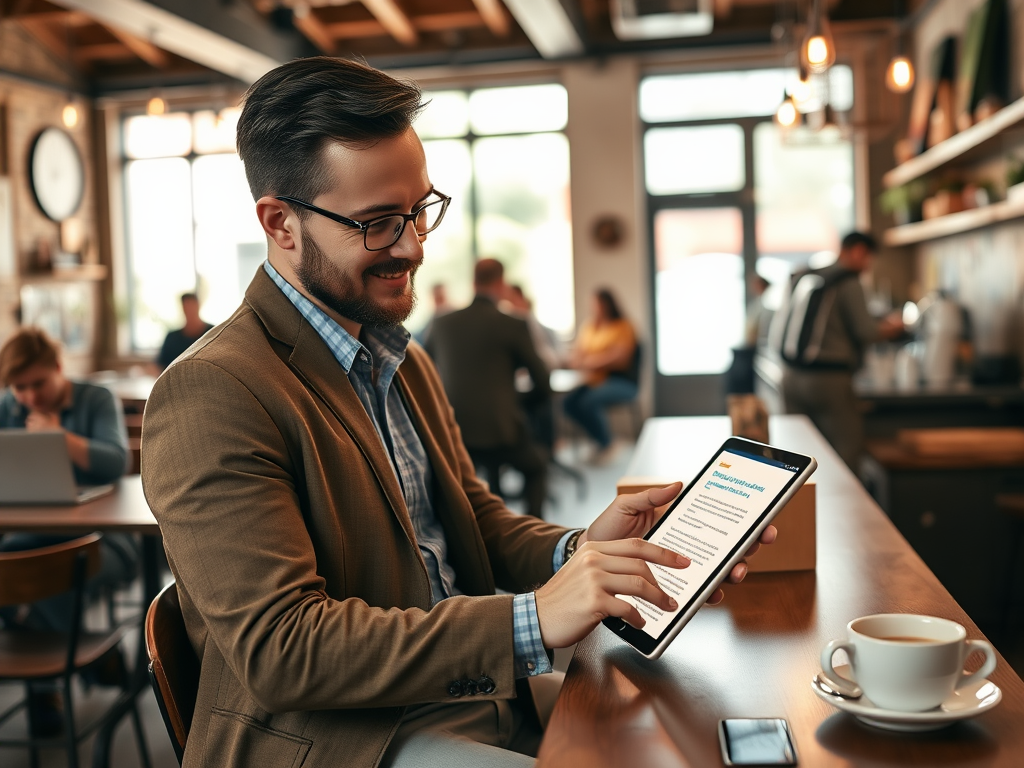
[585, 537, 690, 569]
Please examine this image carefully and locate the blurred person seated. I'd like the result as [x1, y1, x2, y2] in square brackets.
[155, 292, 213, 372]
[504, 284, 562, 372]
[0, 327, 138, 732]
[564, 288, 638, 465]
[427, 259, 551, 518]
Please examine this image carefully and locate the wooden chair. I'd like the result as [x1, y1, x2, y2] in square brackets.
[146, 582, 200, 765]
[0, 533, 150, 768]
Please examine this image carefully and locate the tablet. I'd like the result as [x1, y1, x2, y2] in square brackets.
[603, 437, 816, 659]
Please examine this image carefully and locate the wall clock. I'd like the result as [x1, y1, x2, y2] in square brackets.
[28, 127, 84, 223]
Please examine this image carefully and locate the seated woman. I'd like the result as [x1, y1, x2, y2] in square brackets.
[563, 288, 638, 464]
[0, 327, 137, 731]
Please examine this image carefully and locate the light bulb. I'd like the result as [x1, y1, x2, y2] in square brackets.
[147, 96, 167, 116]
[886, 56, 915, 93]
[775, 100, 798, 128]
[62, 103, 79, 128]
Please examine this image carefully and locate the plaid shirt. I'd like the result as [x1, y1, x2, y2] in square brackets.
[265, 262, 559, 677]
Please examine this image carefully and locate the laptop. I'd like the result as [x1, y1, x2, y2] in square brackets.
[0, 429, 116, 505]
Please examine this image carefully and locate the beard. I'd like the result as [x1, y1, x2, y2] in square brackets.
[295, 229, 419, 328]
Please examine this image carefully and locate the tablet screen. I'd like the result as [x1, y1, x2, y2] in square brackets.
[627, 446, 802, 640]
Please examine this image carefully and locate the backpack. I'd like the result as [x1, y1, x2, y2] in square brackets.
[769, 267, 858, 367]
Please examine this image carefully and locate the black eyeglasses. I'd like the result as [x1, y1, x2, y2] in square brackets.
[275, 189, 451, 251]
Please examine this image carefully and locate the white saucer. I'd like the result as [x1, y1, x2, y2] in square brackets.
[811, 665, 1002, 732]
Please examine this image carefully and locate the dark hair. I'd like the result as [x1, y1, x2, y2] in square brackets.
[840, 231, 878, 253]
[596, 288, 623, 321]
[236, 56, 424, 204]
[0, 327, 61, 386]
[473, 258, 504, 287]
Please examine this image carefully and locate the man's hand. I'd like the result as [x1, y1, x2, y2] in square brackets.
[534, 537, 690, 648]
[534, 483, 778, 648]
[581, 482, 683, 545]
[25, 411, 61, 431]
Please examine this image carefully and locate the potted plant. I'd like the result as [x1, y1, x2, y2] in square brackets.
[880, 180, 927, 226]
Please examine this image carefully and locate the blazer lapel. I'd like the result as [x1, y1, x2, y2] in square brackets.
[244, 269, 416, 545]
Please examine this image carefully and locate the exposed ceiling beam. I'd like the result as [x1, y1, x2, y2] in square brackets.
[502, 0, 584, 58]
[360, 0, 418, 46]
[470, 0, 509, 37]
[16, 17, 69, 61]
[292, 6, 337, 54]
[106, 24, 171, 68]
[77, 41, 136, 60]
[45, 0, 309, 83]
[327, 11, 486, 40]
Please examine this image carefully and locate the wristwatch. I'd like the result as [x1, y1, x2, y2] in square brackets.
[563, 529, 585, 565]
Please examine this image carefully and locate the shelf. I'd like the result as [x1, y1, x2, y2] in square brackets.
[882, 197, 1024, 246]
[18, 264, 108, 283]
[883, 96, 1024, 189]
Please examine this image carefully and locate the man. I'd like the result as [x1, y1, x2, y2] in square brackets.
[427, 259, 550, 518]
[141, 57, 772, 768]
[773, 231, 903, 470]
[413, 282, 452, 346]
[155, 292, 212, 371]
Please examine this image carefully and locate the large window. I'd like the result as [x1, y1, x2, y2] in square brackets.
[121, 83, 574, 352]
[641, 67, 855, 381]
[412, 84, 574, 335]
[122, 108, 265, 351]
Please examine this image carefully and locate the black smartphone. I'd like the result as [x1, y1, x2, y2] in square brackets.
[718, 718, 798, 766]
[602, 437, 816, 659]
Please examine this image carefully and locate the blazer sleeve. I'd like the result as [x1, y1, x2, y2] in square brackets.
[143, 358, 526, 714]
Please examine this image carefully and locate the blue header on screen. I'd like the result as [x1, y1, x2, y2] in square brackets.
[728, 448, 799, 472]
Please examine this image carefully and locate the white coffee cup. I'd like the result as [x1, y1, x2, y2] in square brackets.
[821, 614, 997, 712]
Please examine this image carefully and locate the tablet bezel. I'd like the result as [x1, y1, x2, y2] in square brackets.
[603, 437, 815, 657]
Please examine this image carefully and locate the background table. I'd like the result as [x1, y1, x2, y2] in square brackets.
[537, 415, 1024, 767]
[0, 476, 161, 767]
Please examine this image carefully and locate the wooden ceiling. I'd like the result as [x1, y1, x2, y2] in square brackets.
[0, 0, 917, 92]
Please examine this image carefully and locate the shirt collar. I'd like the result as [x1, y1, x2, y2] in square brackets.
[262, 260, 411, 373]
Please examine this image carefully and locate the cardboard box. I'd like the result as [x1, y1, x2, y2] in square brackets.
[615, 477, 816, 573]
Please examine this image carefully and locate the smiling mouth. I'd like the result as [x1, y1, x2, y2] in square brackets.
[366, 258, 421, 281]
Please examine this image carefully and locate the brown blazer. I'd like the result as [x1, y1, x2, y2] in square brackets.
[141, 268, 569, 768]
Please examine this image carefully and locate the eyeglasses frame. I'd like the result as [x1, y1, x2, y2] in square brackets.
[274, 189, 451, 252]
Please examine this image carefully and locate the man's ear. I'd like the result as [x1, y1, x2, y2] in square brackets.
[256, 197, 300, 251]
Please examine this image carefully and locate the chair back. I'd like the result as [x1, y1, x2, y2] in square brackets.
[146, 582, 200, 764]
[0, 533, 101, 607]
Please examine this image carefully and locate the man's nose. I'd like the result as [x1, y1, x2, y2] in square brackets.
[390, 219, 425, 259]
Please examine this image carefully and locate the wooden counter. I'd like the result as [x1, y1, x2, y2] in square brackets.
[536, 415, 1024, 767]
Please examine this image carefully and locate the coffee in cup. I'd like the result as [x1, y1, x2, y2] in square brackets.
[821, 614, 996, 712]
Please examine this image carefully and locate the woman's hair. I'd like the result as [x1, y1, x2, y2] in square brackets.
[595, 288, 623, 321]
[0, 327, 61, 386]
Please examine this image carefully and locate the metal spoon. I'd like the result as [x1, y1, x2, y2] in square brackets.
[814, 673, 863, 700]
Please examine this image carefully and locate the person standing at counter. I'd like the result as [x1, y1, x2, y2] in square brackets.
[771, 231, 903, 470]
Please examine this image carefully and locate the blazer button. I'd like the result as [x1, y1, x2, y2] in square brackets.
[477, 676, 496, 694]
[447, 680, 464, 698]
[464, 679, 478, 696]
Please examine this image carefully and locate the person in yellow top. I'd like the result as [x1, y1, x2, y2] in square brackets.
[564, 288, 638, 463]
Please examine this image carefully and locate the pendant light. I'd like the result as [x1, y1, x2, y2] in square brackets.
[801, 0, 835, 74]
[775, 91, 799, 128]
[885, 1, 914, 93]
[60, 19, 79, 128]
[147, 95, 167, 116]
